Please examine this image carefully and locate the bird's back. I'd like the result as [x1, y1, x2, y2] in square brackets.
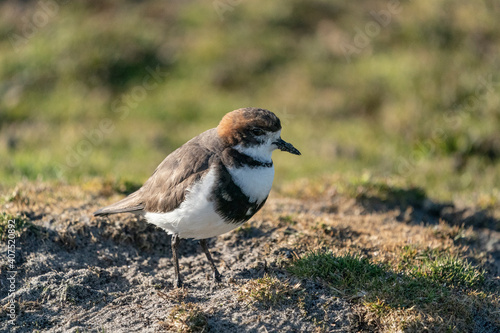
[93, 128, 223, 216]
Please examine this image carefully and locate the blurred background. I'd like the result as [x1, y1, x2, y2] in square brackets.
[0, 0, 499, 207]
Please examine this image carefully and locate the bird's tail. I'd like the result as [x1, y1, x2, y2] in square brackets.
[93, 191, 144, 216]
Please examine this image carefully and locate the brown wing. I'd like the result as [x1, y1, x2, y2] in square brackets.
[93, 129, 221, 216]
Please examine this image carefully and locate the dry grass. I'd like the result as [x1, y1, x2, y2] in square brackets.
[238, 274, 303, 309]
[158, 302, 208, 333]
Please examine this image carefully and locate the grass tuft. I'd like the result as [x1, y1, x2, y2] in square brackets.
[287, 252, 386, 295]
[287, 249, 492, 331]
[238, 274, 302, 309]
[159, 302, 208, 333]
[399, 246, 485, 289]
[0, 212, 36, 241]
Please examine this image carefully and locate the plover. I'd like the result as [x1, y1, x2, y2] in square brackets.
[94, 107, 300, 287]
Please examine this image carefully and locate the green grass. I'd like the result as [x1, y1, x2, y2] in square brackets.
[399, 246, 485, 289]
[0, 212, 36, 241]
[0, 0, 499, 209]
[287, 250, 493, 331]
[288, 252, 387, 296]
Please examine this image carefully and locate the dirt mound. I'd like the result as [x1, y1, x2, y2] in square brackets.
[1, 182, 498, 332]
[1, 183, 354, 332]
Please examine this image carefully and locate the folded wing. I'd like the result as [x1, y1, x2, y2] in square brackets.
[93, 129, 220, 216]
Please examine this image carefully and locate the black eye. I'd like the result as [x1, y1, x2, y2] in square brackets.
[251, 128, 265, 136]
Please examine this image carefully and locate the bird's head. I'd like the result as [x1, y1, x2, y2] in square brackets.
[217, 107, 301, 162]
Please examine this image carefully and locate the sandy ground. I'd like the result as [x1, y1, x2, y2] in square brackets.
[0, 182, 499, 332]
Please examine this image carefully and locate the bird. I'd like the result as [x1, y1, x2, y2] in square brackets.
[93, 107, 301, 287]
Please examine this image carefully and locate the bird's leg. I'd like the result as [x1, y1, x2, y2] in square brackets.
[171, 234, 183, 288]
[200, 239, 222, 282]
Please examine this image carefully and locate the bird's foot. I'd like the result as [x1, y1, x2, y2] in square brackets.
[213, 270, 222, 283]
[173, 277, 183, 288]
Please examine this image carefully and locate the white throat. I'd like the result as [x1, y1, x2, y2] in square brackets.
[233, 130, 281, 163]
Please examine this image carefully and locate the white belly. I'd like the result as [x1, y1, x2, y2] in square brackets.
[227, 165, 274, 204]
[144, 168, 239, 239]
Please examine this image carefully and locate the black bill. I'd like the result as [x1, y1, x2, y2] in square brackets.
[274, 138, 301, 155]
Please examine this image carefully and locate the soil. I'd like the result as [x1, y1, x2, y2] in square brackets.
[0, 182, 499, 332]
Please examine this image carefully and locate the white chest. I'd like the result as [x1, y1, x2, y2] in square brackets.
[227, 165, 275, 204]
[144, 167, 238, 239]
